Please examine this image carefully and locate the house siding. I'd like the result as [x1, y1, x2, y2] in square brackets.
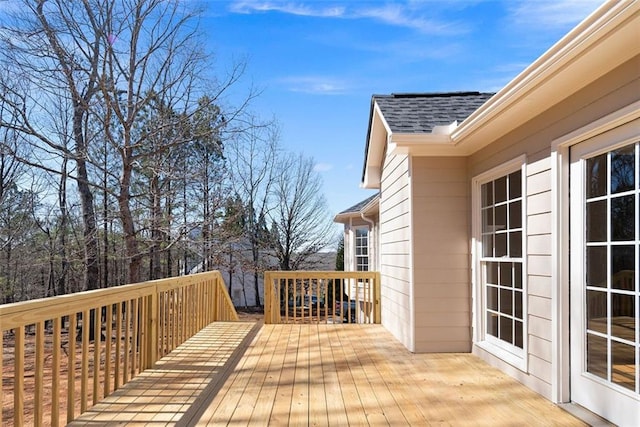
[379, 152, 413, 350]
[468, 54, 640, 400]
[411, 157, 471, 352]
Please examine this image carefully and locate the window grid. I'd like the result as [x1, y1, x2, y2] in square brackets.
[584, 141, 639, 393]
[355, 228, 369, 272]
[480, 170, 524, 350]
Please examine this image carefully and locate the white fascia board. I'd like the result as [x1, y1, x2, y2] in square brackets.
[388, 132, 461, 156]
[362, 102, 392, 188]
[450, 1, 640, 152]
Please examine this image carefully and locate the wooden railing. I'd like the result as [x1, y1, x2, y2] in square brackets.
[264, 271, 381, 325]
[0, 271, 238, 426]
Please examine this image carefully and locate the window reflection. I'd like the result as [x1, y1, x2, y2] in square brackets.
[611, 144, 635, 194]
[587, 333, 607, 380]
[587, 154, 607, 198]
[611, 195, 635, 241]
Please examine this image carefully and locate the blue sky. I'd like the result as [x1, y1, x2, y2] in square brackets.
[205, 0, 603, 217]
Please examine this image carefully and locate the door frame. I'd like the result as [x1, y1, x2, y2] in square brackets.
[552, 101, 640, 414]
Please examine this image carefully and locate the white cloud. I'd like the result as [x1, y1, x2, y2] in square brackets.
[507, 0, 603, 29]
[228, 1, 467, 35]
[276, 75, 352, 95]
[355, 4, 465, 35]
[229, 1, 345, 17]
[313, 162, 333, 172]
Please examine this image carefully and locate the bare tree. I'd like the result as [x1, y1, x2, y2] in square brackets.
[227, 120, 278, 307]
[269, 153, 335, 271]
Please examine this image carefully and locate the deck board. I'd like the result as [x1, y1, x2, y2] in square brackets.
[71, 322, 588, 426]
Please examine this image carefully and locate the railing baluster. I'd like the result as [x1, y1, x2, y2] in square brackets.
[105, 303, 112, 397]
[81, 309, 89, 413]
[15, 325, 24, 427]
[93, 307, 100, 404]
[115, 301, 122, 391]
[52, 317, 61, 426]
[123, 300, 130, 385]
[67, 314, 77, 423]
[35, 321, 44, 426]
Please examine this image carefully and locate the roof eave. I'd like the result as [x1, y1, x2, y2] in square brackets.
[451, 1, 640, 151]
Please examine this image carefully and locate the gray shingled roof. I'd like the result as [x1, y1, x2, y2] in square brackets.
[374, 92, 494, 133]
[338, 192, 379, 215]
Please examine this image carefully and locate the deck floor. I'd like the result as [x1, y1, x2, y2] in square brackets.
[71, 322, 587, 426]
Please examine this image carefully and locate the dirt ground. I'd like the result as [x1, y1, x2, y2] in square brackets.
[2, 307, 264, 426]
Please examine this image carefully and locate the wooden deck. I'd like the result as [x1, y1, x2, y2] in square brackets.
[70, 322, 586, 426]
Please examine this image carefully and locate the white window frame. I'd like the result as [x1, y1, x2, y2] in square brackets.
[354, 227, 369, 272]
[472, 155, 528, 371]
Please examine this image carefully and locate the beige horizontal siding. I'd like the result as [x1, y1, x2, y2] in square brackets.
[411, 157, 471, 353]
[380, 153, 413, 350]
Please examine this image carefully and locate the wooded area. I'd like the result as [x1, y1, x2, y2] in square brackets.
[0, 0, 336, 307]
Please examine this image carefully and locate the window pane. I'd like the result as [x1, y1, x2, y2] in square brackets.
[495, 204, 507, 230]
[612, 245, 635, 290]
[495, 176, 507, 203]
[482, 208, 494, 233]
[586, 246, 607, 288]
[509, 231, 522, 258]
[495, 233, 507, 257]
[587, 153, 607, 198]
[509, 201, 522, 229]
[587, 290, 607, 334]
[514, 263, 522, 289]
[586, 200, 607, 242]
[612, 293, 635, 341]
[509, 171, 522, 199]
[499, 262, 512, 287]
[482, 182, 493, 207]
[611, 144, 635, 194]
[499, 315, 513, 344]
[483, 234, 494, 257]
[500, 288, 513, 316]
[612, 341, 636, 391]
[487, 262, 498, 285]
[487, 286, 498, 311]
[612, 269, 635, 292]
[514, 321, 523, 349]
[611, 195, 635, 241]
[587, 333, 607, 380]
[487, 313, 498, 337]
[514, 290, 523, 319]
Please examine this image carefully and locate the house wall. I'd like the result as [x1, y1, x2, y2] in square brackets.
[467, 54, 640, 400]
[411, 157, 471, 352]
[379, 152, 414, 350]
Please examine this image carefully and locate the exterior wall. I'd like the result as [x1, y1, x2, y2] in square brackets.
[467, 55, 640, 400]
[411, 157, 471, 352]
[379, 152, 414, 350]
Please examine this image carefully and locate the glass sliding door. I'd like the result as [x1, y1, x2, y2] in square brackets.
[570, 133, 639, 425]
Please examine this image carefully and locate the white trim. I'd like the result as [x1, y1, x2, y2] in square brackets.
[472, 155, 528, 372]
[551, 101, 640, 404]
[408, 155, 415, 352]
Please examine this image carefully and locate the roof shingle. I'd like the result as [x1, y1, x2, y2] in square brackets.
[374, 92, 494, 133]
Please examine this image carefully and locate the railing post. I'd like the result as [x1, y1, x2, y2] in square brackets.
[211, 275, 219, 321]
[264, 272, 271, 324]
[374, 272, 381, 323]
[145, 287, 158, 369]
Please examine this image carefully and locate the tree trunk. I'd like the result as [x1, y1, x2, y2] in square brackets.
[119, 157, 141, 284]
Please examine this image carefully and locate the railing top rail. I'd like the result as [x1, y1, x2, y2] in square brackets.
[0, 271, 222, 331]
[265, 271, 379, 279]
